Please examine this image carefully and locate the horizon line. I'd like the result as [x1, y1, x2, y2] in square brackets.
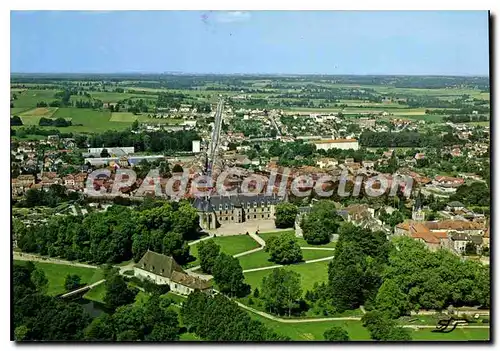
[10, 72, 490, 78]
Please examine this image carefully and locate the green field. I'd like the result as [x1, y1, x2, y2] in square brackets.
[17, 107, 60, 125]
[14, 260, 103, 296]
[83, 282, 106, 303]
[258, 231, 337, 248]
[244, 260, 330, 294]
[51, 108, 129, 132]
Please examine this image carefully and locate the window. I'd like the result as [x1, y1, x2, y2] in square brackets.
[231, 217, 234, 221]
[253, 202, 257, 208]
[254, 215, 256, 219]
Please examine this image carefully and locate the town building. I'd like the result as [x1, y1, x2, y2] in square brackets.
[312, 139, 359, 151]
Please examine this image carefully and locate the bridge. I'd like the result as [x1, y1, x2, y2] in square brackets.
[59, 279, 106, 299]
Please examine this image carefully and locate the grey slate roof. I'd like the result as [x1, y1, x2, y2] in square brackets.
[193, 193, 284, 212]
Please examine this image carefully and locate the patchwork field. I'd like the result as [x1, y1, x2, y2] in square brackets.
[14, 260, 104, 296]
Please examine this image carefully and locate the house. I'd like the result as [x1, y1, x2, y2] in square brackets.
[316, 158, 338, 169]
[446, 201, 465, 212]
[134, 251, 212, 295]
[395, 219, 486, 253]
[362, 160, 375, 170]
[414, 153, 425, 160]
[17, 174, 35, 187]
[433, 176, 465, 188]
[449, 232, 482, 254]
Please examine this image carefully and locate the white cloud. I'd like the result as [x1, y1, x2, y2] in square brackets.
[215, 11, 251, 23]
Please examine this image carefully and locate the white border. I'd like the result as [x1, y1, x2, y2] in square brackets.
[2, 2, 497, 351]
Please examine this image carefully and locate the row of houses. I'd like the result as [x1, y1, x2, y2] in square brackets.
[395, 219, 488, 255]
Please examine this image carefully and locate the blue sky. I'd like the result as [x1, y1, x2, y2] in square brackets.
[10, 10, 489, 75]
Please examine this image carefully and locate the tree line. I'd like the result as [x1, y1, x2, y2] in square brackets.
[15, 201, 201, 266]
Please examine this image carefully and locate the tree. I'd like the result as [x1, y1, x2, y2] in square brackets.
[100, 148, 110, 158]
[11, 115, 23, 126]
[261, 268, 302, 316]
[64, 274, 82, 291]
[31, 268, 48, 294]
[323, 326, 350, 341]
[198, 239, 220, 274]
[172, 164, 183, 173]
[84, 313, 115, 341]
[103, 274, 138, 311]
[14, 325, 29, 341]
[131, 119, 139, 130]
[253, 288, 260, 298]
[374, 279, 410, 319]
[212, 253, 249, 297]
[265, 232, 303, 264]
[274, 203, 298, 229]
[465, 242, 477, 255]
[302, 200, 343, 244]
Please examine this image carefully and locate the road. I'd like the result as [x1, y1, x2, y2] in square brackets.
[207, 97, 224, 178]
[14, 252, 98, 269]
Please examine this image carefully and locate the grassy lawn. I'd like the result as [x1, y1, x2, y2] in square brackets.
[250, 312, 489, 341]
[18, 107, 62, 125]
[238, 248, 334, 271]
[83, 283, 106, 303]
[258, 231, 337, 248]
[244, 260, 330, 295]
[252, 314, 371, 341]
[186, 235, 260, 268]
[14, 260, 104, 296]
[179, 332, 202, 341]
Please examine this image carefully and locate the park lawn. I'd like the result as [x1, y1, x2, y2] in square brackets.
[238, 250, 275, 270]
[410, 327, 489, 341]
[238, 249, 334, 270]
[14, 260, 104, 296]
[258, 231, 337, 248]
[186, 235, 261, 268]
[251, 312, 489, 341]
[251, 314, 371, 341]
[244, 260, 329, 295]
[179, 332, 202, 341]
[300, 249, 335, 261]
[83, 283, 106, 303]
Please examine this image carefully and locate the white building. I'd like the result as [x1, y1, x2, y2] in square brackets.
[134, 251, 212, 295]
[313, 139, 359, 151]
[192, 140, 201, 153]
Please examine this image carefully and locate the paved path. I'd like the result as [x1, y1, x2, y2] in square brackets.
[60, 279, 106, 298]
[14, 252, 98, 269]
[188, 235, 214, 246]
[249, 232, 266, 247]
[300, 247, 336, 251]
[233, 246, 264, 258]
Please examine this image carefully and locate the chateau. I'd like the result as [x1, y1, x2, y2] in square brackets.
[193, 193, 284, 230]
